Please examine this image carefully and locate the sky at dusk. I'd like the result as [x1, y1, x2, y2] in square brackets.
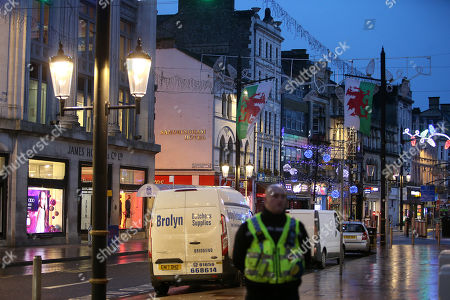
[157, 0, 450, 111]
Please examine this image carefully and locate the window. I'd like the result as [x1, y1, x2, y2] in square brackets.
[27, 159, 66, 235]
[120, 20, 134, 73]
[269, 112, 272, 134]
[29, 160, 65, 180]
[119, 89, 133, 138]
[264, 111, 268, 133]
[265, 42, 268, 58]
[28, 62, 48, 124]
[221, 94, 227, 117]
[119, 168, 147, 230]
[227, 138, 233, 165]
[274, 114, 277, 136]
[31, 0, 49, 44]
[270, 44, 272, 59]
[268, 148, 272, 171]
[220, 136, 226, 166]
[227, 95, 232, 119]
[264, 148, 267, 169]
[258, 39, 262, 56]
[120, 169, 145, 185]
[78, 2, 96, 60]
[274, 150, 277, 170]
[77, 77, 93, 130]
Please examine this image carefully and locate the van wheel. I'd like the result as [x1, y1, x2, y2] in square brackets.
[319, 250, 327, 269]
[154, 283, 169, 297]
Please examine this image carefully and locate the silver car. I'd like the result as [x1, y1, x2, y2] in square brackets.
[342, 221, 370, 253]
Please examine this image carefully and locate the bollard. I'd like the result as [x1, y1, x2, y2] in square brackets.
[439, 265, 450, 300]
[390, 227, 393, 249]
[439, 250, 450, 268]
[32, 256, 41, 300]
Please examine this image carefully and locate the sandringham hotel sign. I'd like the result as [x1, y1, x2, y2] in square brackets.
[160, 129, 207, 140]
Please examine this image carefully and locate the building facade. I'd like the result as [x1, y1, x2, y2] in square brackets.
[0, 0, 159, 246]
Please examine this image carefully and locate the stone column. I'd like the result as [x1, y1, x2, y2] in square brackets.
[66, 158, 80, 244]
[108, 0, 121, 136]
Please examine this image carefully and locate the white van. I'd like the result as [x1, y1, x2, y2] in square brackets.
[148, 187, 252, 296]
[286, 209, 342, 269]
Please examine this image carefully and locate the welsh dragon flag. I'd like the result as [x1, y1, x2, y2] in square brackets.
[344, 78, 376, 135]
[236, 81, 273, 140]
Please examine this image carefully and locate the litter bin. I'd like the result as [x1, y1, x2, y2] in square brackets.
[442, 216, 450, 238]
[367, 227, 377, 249]
[415, 220, 427, 238]
[108, 225, 120, 247]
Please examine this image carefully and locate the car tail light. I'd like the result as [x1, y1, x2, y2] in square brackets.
[148, 220, 152, 259]
[221, 214, 228, 256]
[362, 232, 368, 240]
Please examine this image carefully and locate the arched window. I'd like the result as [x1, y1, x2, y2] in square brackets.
[227, 95, 232, 119]
[219, 136, 226, 166]
[227, 138, 233, 165]
[222, 93, 227, 117]
[244, 141, 250, 164]
[259, 39, 262, 56]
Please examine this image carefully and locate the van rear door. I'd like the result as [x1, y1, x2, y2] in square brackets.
[185, 189, 222, 275]
[152, 191, 186, 276]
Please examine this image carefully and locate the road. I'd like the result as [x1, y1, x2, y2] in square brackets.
[0, 252, 370, 300]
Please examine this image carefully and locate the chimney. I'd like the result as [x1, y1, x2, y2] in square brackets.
[429, 97, 440, 110]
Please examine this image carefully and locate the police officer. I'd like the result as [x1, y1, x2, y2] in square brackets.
[233, 184, 311, 300]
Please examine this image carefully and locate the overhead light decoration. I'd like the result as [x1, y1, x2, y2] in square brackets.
[403, 124, 450, 149]
[322, 154, 331, 162]
[304, 149, 313, 159]
[331, 190, 340, 199]
[350, 186, 358, 194]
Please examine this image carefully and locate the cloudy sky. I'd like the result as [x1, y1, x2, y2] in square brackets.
[158, 0, 450, 110]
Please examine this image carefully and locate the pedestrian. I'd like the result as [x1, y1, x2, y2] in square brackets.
[233, 184, 311, 300]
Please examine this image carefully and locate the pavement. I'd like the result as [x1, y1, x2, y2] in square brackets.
[0, 239, 148, 267]
[121, 231, 450, 300]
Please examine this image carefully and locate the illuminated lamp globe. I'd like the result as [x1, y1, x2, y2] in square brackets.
[126, 38, 152, 98]
[49, 42, 74, 100]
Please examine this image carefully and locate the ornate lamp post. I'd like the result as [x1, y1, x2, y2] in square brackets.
[49, 7, 151, 298]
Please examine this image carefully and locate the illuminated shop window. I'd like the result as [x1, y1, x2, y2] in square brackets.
[120, 168, 145, 185]
[29, 160, 65, 180]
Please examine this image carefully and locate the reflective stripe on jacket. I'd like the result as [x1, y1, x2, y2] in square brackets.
[244, 213, 305, 284]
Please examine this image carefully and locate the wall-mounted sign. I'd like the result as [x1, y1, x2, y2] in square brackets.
[160, 129, 207, 140]
[67, 146, 123, 161]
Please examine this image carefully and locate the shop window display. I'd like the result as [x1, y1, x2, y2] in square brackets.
[119, 191, 143, 229]
[27, 188, 63, 233]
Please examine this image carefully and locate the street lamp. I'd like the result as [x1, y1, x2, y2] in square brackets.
[406, 173, 411, 183]
[49, 42, 74, 114]
[245, 162, 254, 208]
[126, 38, 152, 114]
[221, 163, 230, 179]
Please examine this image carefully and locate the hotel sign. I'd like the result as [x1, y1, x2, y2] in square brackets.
[160, 129, 207, 140]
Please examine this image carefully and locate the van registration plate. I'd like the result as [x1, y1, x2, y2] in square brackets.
[345, 235, 357, 239]
[159, 264, 181, 271]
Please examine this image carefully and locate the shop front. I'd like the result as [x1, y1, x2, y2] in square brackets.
[0, 126, 158, 247]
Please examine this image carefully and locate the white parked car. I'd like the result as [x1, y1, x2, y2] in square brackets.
[342, 221, 370, 253]
[148, 187, 252, 296]
[287, 209, 342, 269]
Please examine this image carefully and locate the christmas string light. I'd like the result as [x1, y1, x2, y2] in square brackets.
[403, 124, 450, 149]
